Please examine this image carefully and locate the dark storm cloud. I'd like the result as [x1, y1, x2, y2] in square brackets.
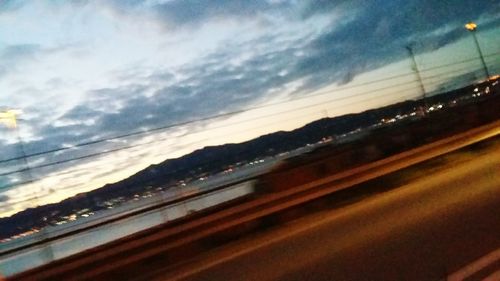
[282, 0, 500, 92]
[112, 0, 500, 96]
[103, 0, 500, 94]
[111, 0, 294, 27]
[110, 0, 499, 32]
[154, 0, 291, 26]
[10, 32, 307, 181]
[65, 39, 301, 138]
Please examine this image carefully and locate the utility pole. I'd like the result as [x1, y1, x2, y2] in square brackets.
[406, 45, 427, 115]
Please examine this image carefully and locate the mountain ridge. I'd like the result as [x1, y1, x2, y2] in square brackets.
[0, 81, 488, 239]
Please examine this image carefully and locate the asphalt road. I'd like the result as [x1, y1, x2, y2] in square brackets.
[156, 137, 500, 281]
[7, 124, 500, 281]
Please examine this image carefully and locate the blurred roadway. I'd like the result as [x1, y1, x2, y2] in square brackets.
[154, 137, 500, 281]
[8, 123, 500, 281]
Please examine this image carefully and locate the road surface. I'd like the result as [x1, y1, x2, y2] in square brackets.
[153, 136, 500, 281]
[8, 124, 500, 281]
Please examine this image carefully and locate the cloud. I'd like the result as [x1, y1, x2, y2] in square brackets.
[8, 0, 500, 179]
[0, 0, 25, 13]
[279, 0, 500, 93]
[0, 174, 10, 191]
[0, 190, 12, 214]
[1, 44, 40, 60]
[108, 0, 294, 28]
[1, 0, 499, 216]
[56, 32, 307, 134]
[0, 44, 41, 78]
[0, 43, 77, 81]
[0, 31, 309, 195]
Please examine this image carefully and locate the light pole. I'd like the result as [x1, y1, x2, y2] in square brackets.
[465, 22, 490, 80]
[0, 110, 32, 181]
[0, 109, 55, 262]
[0, 110, 37, 201]
[405, 45, 426, 100]
[406, 44, 427, 116]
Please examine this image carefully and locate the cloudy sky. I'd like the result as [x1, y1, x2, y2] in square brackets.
[0, 0, 499, 217]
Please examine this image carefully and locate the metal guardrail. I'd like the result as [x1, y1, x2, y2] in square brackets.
[9, 120, 500, 281]
[0, 179, 256, 276]
[4, 89, 500, 279]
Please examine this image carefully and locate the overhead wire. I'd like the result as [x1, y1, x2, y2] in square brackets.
[0, 63, 496, 180]
[0, 70, 473, 192]
[1, 52, 498, 165]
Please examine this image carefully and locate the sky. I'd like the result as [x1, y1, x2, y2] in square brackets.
[0, 0, 499, 217]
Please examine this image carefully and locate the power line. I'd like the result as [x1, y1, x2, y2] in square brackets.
[2, 54, 497, 166]
[0, 83, 418, 176]
[0, 65, 492, 180]
[0, 82, 429, 177]
[0, 83, 426, 208]
[0, 73, 464, 182]
[417, 52, 499, 72]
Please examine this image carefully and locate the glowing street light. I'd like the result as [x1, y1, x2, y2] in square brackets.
[0, 108, 32, 179]
[0, 109, 21, 129]
[0, 108, 52, 260]
[464, 22, 477, 31]
[465, 22, 490, 80]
